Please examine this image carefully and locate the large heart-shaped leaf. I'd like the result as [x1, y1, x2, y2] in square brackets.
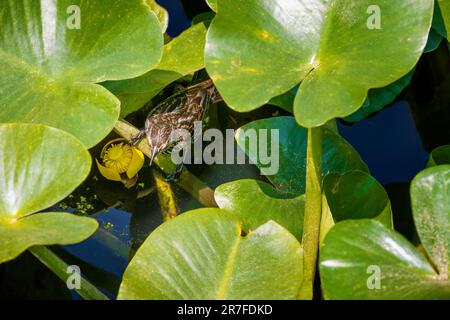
[411, 165, 450, 276]
[345, 21, 442, 123]
[0, 123, 97, 263]
[118, 209, 303, 299]
[236, 116, 368, 194]
[320, 220, 450, 299]
[104, 23, 207, 117]
[215, 179, 305, 239]
[1, 212, 98, 264]
[205, 0, 433, 127]
[0, 0, 163, 147]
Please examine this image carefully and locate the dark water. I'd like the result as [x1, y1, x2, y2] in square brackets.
[156, 0, 191, 37]
[2, 0, 447, 300]
[338, 102, 428, 185]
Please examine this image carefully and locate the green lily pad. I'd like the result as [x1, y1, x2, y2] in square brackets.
[104, 23, 207, 117]
[235, 116, 368, 194]
[1, 212, 98, 264]
[205, 0, 433, 127]
[0, 0, 163, 147]
[427, 145, 450, 167]
[323, 171, 393, 227]
[345, 22, 441, 124]
[320, 165, 450, 299]
[411, 165, 450, 276]
[438, 0, 450, 37]
[0, 123, 97, 263]
[118, 209, 303, 299]
[319, 170, 393, 245]
[215, 179, 305, 239]
[320, 220, 450, 299]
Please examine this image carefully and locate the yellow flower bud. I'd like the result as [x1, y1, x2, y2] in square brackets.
[96, 138, 144, 188]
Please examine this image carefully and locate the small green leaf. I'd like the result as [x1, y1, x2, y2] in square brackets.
[215, 179, 305, 239]
[323, 171, 393, 227]
[235, 116, 368, 194]
[205, 0, 433, 127]
[411, 165, 450, 276]
[0, 0, 164, 147]
[427, 145, 450, 167]
[105, 23, 207, 117]
[118, 209, 303, 299]
[0, 123, 97, 263]
[320, 220, 450, 300]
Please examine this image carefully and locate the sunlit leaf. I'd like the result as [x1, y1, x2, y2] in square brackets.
[104, 23, 207, 117]
[205, 0, 433, 127]
[118, 209, 303, 299]
[411, 165, 450, 276]
[320, 166, 450, 299]
[215, 179, 304, 239]
[320, 220, 450, 299]
[0, 123, 97, 263]
[0, 0, 163, 147]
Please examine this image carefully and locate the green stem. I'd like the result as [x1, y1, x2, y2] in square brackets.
[28, 246, 109, 300]
[299, 126, 323, 300]
[152, 168, 178, 221]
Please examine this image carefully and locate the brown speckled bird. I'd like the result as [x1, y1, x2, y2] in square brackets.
[131, 79, 222, 180]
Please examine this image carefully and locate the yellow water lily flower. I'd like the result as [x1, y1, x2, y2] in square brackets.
[96, 138, 144, 188]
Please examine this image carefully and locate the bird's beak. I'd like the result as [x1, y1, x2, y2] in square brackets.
[149, 146, 158, 166]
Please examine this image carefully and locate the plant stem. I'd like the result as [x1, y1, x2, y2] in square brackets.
[299, 126, 323, 300]
[114, 120, 217, 207]
[28, 246, 109, 300]
[152, 168, 178, 221]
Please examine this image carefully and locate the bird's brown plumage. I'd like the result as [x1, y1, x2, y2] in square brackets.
[144, 79, 222, 162]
